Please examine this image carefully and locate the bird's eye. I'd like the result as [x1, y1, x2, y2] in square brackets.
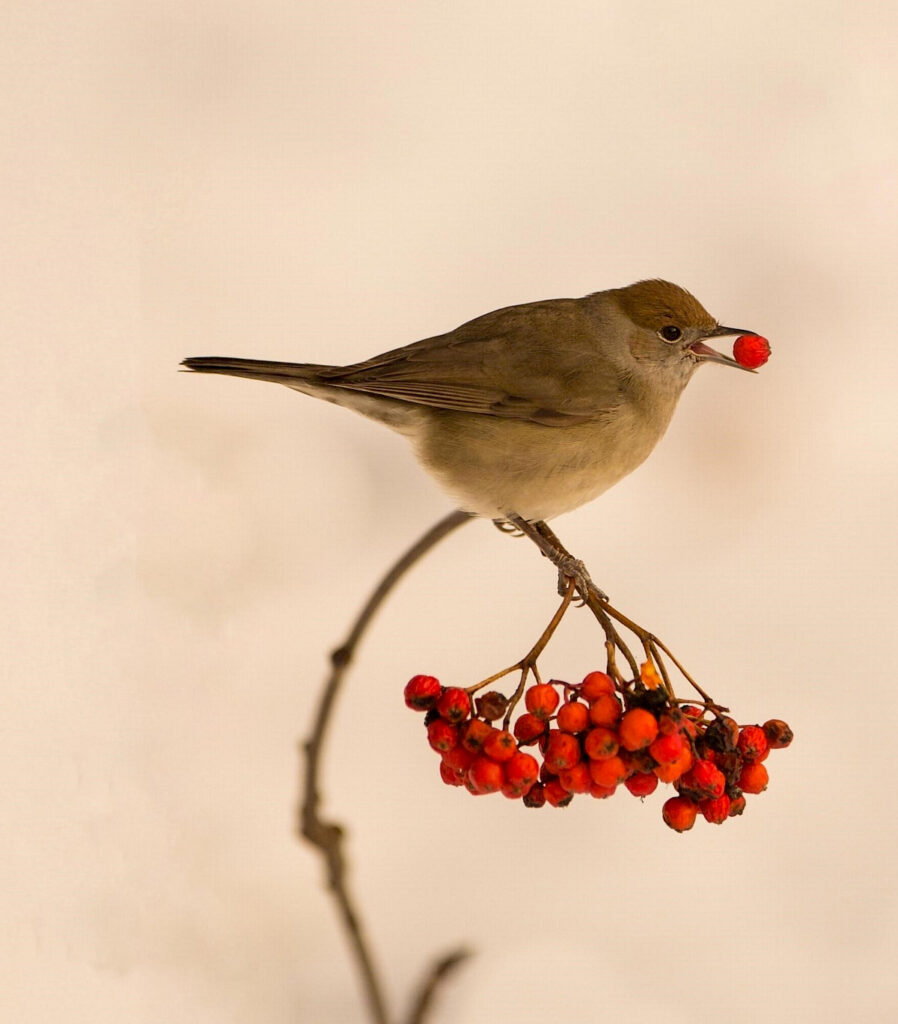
[659, 325, 682, 342]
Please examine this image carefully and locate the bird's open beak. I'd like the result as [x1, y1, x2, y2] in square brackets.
[689, 325, 757, 373]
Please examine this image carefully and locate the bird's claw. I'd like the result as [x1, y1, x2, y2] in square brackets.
[556, 558, 608, 604]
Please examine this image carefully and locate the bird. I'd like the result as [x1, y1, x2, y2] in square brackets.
[182, 279, 756, 525]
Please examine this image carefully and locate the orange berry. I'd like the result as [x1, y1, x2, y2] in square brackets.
[738, 762, 769, 794]
[737, 725, 769, 763]
[504, 750, 539, 794]
[589, 782, 618, 799]
[436, 687, 471, 724]
[588, 692, 622, 728]
[581, 671, 615, 701]
[639, 659, 662, 689]
[513, 712, 547, 744]
[588, 754, 627, 788]
[649, 730, 686, 765]
[466, 756, 504, 795]
[482, 728, 516, 762]
[679, 759, 725, 799]
[439, 760, 465, 787]
[543, 730, 581, 773]
[584, 726, 619, 760]
[557, 700, 589, 733]
[700, 794, 731, 824]
[559, 762, 592, 794]
[728, 794, 747, 816]
[441, 745, 475, 774]
[653, 744, 693, 783]
[525, 683, 560, 720]
[427, 718, 458, 753]
[618, 707, 660, 750]
[460, 718, 494, 753]
[662, 795, 698, 832]
[544, 778, 574, 807]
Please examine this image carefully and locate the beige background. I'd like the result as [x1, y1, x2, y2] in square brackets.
[3, 2, 897, 1021]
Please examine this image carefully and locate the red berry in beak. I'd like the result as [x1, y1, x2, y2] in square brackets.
[733, 334, 771, 369]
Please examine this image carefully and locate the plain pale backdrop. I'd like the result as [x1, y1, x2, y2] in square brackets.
[3, 2, 897, 1021]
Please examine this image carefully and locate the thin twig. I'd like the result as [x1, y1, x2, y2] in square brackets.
[299, 508, 473, 1024]
[404, 947, 473, 1024]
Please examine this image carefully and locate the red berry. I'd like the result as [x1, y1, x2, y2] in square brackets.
[649, 730, 686, 765]
[557, 700, 589, 733]
[624, 771, 659, 798]
[588, 692, 622, 728]
[763, 719, 794, 749]
[427, 718, 458, 753]
[728, 794, 747, 816]
[738, 725, 769, 763]
[460, 718, 494, 753]
[653, 744, 693, 783]
[662, 796, 698, 832]
[584, 726, 619, 760]
[700, 794, 732, 824]
[580, 671, 615, 701]
[618, 708, 660, 750]
[588, 754, 628, 788]
[525, 683, 560, 720]
[544, 778, 574, 808]
[439, 761, 465, 787]
[738, 762, 769, 794]
[513, 712, 547, 744]
[589, 782, 618, 799]
[483, 728, 517, 762]
[436, 687, 471, 724]
[466, 756, 504, 795]
[504, 751, 539, 793]
[441, 745, 475, 774]
[732, 334, 771, 369]
[543, 730, 582, 773]
[404, 674, 442, 711]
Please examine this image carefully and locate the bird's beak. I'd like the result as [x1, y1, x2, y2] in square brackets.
[689, 325, 757, 373]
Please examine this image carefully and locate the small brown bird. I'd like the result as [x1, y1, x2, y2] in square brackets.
[183, 279, 756, 523]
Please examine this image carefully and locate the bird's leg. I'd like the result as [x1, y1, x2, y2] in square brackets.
[505, 515, 608, 603]
[492, 518, 523, 536]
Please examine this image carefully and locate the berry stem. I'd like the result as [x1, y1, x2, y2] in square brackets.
[300, 508, 473, 1024]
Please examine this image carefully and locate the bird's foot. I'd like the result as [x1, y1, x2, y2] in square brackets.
[556, 557, 608, 603]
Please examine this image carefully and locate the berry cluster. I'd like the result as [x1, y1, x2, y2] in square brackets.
[404, 672, 792, 831]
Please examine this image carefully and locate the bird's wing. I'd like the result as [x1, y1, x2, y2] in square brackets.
[316, 298, 629, 426]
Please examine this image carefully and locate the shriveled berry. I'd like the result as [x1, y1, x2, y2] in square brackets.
[662, 795, 698, 832]
[639, 660, 663, 689]
[588, 754, 628, 788]
[738, 762, 769, 794]
[522, 782, 546, 808]
[738, 725, 769, 763]
[557, 700, 589, 733]
[436, 687, 471, 724]
[559, 762, 592, 794]
[700, 794, 732, 824]
[703, 716, 739, 753]
[679, 759, 726, 799]
[543, 730, 581, 773]
[733, 334, 771, 369]
[404, 674, 442, 711]
[763, 719, 794, 749]
[460, 718, 494, 753]
[513, 712, 547, 744]
[466, 756, 504, 795]
[483, 728, 517, 762]
[475, 690, 508, 721]
[427, 718, 458, 753]
[544, 778, 574, 807]
[618, 707, 659, 750]
[624, 771, 659, 798]
[525, 683, 560, 720]
[649, 730, 686, 765]
[584, 726, 619, 760]
[588, 692, 623, 728]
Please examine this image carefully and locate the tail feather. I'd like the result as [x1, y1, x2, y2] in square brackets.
[180, 356, 329, 386]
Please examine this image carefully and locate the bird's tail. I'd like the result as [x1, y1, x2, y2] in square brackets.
[180, 356, 330, 386]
